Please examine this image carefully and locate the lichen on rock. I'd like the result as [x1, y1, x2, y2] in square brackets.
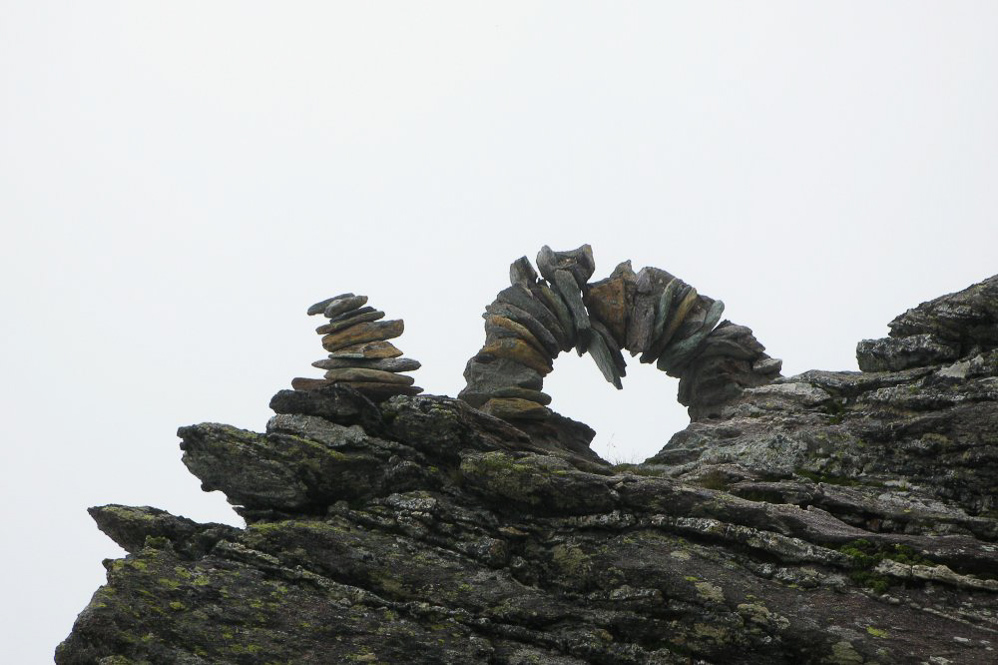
[57, 270, 998, 664]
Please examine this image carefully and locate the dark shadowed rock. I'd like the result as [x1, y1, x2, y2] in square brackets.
[334, 381, 423, 401]
[270, 383, 384, 431]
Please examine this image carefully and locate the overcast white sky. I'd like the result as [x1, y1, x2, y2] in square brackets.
[3, 2, 997, 662]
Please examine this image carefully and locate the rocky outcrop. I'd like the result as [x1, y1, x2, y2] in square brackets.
[57, 274, 998, 664]
[461, 246, 782, 422]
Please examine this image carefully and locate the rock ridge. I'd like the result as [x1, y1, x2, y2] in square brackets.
[56, 272, 998, 664]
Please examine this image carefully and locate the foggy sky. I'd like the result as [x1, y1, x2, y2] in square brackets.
[2, 3, 997, 661]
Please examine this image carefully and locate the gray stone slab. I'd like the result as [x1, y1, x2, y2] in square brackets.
[640, 279, 679, 362]
[316, 309, 385, 335]
[626, 267, 678, 354]
[311, 357, 421, 372]
[587, 322, 623, 389]
[484, 314, 549, 357]
[533, 282, 576, 351]
[459, 357, 543, 407]
[536, 244, 595, 289]
[856, 334, 960, 372]
[495, 286, 568, 350]
[509, 256, 538, 288]
[321, 320, 404, 352]
[485, 302, 560, 358]
[307, 293, 353, 316]
[657, 299, 725, 374]
[327, 305, 376, 324]
[323, 295, 369, 319]
[323, 367, 416, 385]
[551, 269, 591, 353]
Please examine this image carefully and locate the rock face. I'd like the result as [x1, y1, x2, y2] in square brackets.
[57, 274, 998, 664]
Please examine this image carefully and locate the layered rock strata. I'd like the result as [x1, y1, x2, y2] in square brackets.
[292, 293, 423, 402]
[57, 274, 998, 664]
[460, 246, 782, 421]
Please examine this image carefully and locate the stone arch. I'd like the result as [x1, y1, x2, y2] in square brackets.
[458, 245, 783, 422]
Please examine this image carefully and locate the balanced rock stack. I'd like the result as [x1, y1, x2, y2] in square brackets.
[290, 293, 423, 402]
[460, 245, 782, 422]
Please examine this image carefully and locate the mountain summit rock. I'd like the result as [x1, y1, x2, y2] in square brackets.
[57, 269, 998, 664]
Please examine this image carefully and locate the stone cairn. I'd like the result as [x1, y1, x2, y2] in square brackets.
[459, 245, 782, 421]
[291, 293, 423, 402]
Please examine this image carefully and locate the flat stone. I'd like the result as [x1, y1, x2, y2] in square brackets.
[657, 286, 699, 356]
[328, 304, 375, 322]
[856, 334, 961, 372]
[552, 269, 591, 353]
[495, 286, 568, 350]
[509, 256, 539, 288]
[752, 357, 783, 375]
[322, 295, 368, 319]
[533, 282, 576, 351]
[587, 321, 624, 389]
[536, 244, 595, 289]
[322, 320, 404, 352]
[640, 278, 680, 362]
[485, 301, 561, 357]
[327, 340, 403, 359]
[484, 314, 549, 356]
[584, 260, 635, 344]
[488, 386, 553, 405]
[477, 338, 553, 375]
[336, 381, 423, 402]
[323, 368, 416, 385]
[480, 397, 551, 421]
[626, 267, 679, 354]
[694, 322, 767, 361]
[269, 384, 383, 433]
[592, 319, 627, 376]
[291, 377, 334, 391]
[315, 309, 385, 334]
[657, 299, 725, 374]
[460, 357, 543, 407]
[307, 293, 353, 316]
[312, 356, 421, 372]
